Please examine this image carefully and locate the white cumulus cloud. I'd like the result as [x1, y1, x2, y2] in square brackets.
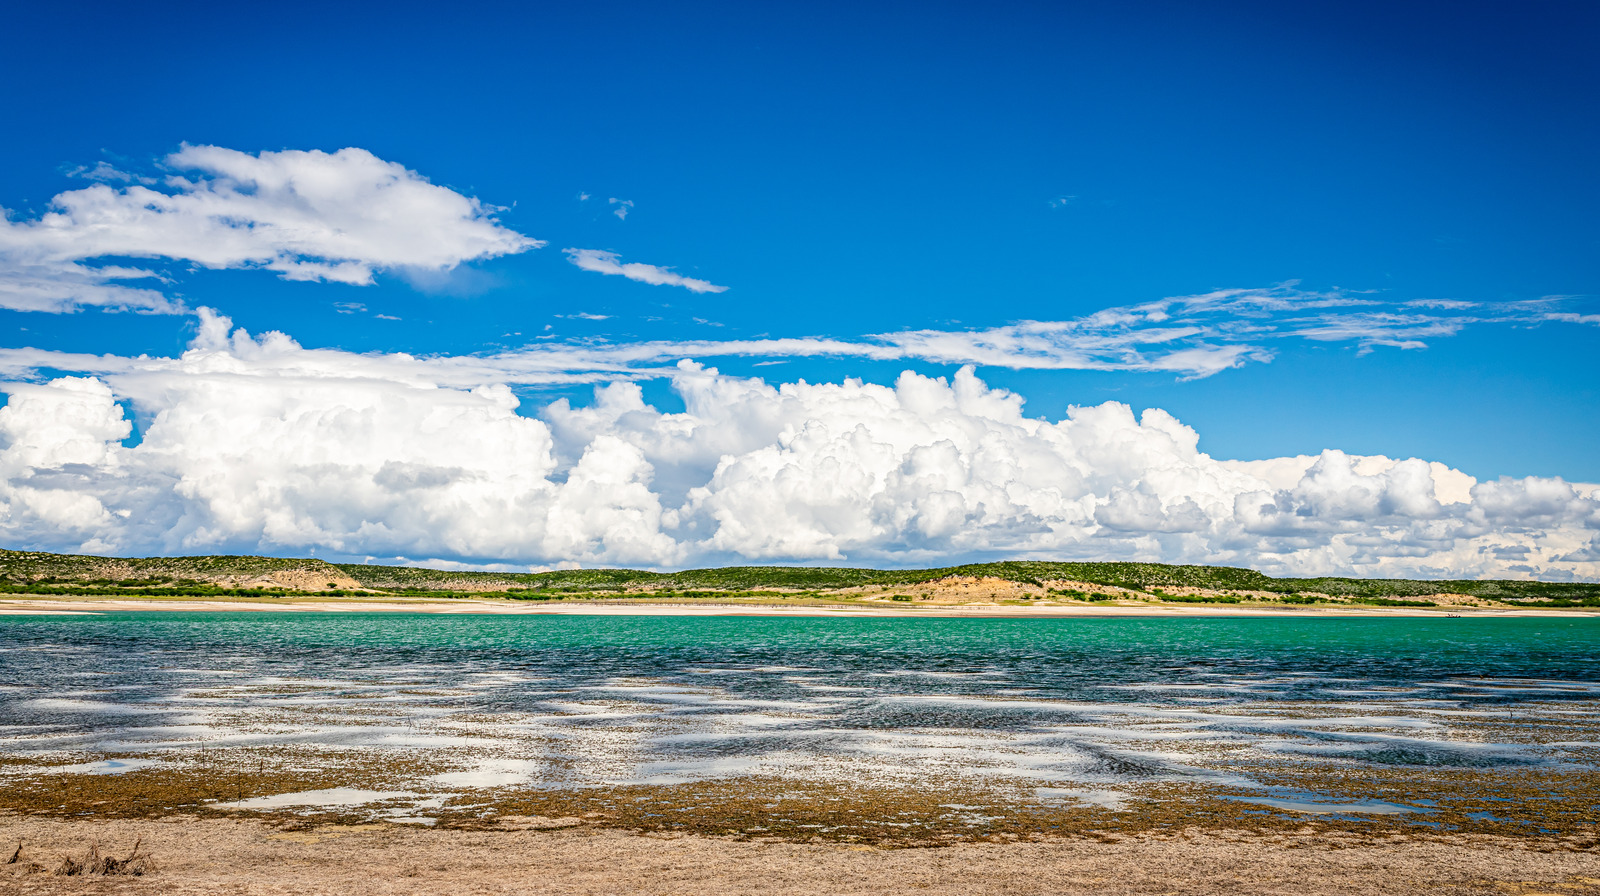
[0, 145, 542, 313]
[0, 315, 1594, 579]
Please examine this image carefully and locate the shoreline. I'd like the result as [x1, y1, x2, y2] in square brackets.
[3, 817, 1597, 895]
[1, 594, 1595, 617]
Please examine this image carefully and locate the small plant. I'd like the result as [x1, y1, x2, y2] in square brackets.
[890, 594, 913, 602]
[50, 839, 155, 877]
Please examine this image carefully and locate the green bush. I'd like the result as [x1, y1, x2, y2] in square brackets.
[1154, 593, 1240, 604]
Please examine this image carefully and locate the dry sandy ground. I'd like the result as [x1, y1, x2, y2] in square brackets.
[2, 818, 1598, 896]
[0, 596, 1590, 618]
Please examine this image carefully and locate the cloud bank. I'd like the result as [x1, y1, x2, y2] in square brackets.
[0, 314, 1594, 579]
[2, 146, 1595, 577]
[0, 146, 541, 313]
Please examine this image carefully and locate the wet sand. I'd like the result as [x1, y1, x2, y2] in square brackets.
[2, 816, 1598, 895]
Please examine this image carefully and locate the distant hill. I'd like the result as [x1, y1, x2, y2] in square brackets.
[1, 548, 1596, 605]
[338, 558, 1600, 602]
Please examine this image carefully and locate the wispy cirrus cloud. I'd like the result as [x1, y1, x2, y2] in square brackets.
[564, 248, 729, 293]
[64, 161, 157, 185]
[1545, 312, 1600, 325]
[0, 145, 542, 314]
[1, 288, 1592, 389]
[1273, 311, 1469, 351]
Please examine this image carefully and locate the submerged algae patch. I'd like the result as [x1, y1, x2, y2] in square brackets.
[3, 745, 1598, 846]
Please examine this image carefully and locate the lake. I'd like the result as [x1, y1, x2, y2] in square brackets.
[2, 613, 1596, 837]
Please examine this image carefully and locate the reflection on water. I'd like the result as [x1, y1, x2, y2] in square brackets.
[0, 613, 1597, 816]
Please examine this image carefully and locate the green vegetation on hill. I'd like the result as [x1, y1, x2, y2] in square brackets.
[1, 548, 1596, 605]
[333, 560, 1322, 594]
[0, 549, 349, 580]
[330, 563, 538, 592]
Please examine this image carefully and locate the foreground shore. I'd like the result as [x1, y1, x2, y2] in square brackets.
[4, 610, 1597, 893]
[2, 594, 1594, 616]
[3, 817, 1598, 896]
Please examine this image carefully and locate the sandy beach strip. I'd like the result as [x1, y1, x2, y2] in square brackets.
[0, 595, 1594, 617]
[2, 817, 1597, 895]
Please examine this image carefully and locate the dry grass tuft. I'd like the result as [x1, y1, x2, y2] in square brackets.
[51, 838, 156, 876]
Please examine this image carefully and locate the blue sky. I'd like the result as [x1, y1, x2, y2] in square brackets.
[0, 0, 1596, 575]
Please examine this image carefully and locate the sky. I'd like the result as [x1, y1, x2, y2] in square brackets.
[0, 0, 1596, 578]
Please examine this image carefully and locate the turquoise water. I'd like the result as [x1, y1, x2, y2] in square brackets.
[2, 613, 1597, 810]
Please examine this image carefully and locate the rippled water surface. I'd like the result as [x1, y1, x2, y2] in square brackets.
[2, 613, 1597, 825]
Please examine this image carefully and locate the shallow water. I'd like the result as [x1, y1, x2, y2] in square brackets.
[1, 613, 1597, 819]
